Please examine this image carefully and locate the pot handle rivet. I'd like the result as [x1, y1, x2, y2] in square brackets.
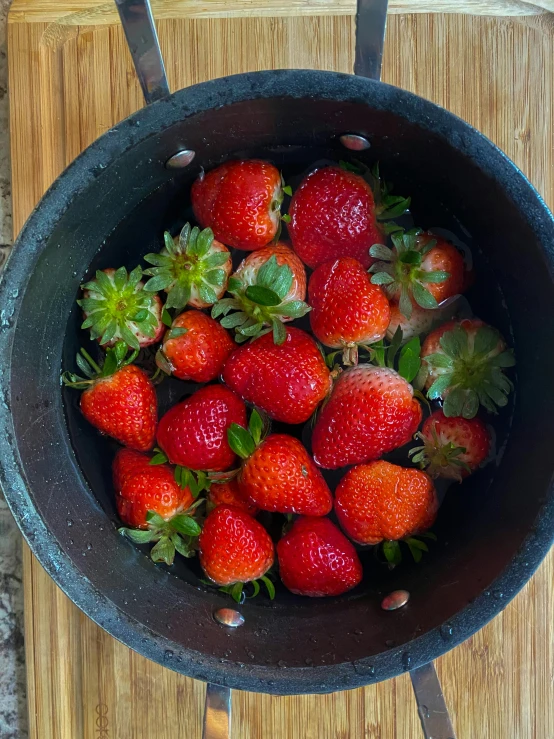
[213, 608, 245, 628]
[166, 150, 196, 169]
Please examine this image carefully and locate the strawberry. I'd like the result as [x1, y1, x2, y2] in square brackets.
[386, 297, 457, 342]
[142, 223, 232, 311]
[289, 166, 385, 269]
[308, 257, 390, 365]
[222, 327, 332, 424]
[334, 460, 438, 545]
[191, 160, 284, 251]
[370, 229, 466, 319]
[63, 342, 157, 451]
[277, 517, 363, 597]
[79, 267, 164, 351]
[228, 410, 333, 515]
[212, 243, 310, 344]
[157, 384, 246, 471]
[409, 409, 491, 481]
[155, 309, 234, 382]
[421, 318, 515, 418]
[199, 505, 275, 601]
[207, 478, 259, 516]
[311, 365, 422, 469]
[114, 449, 201, 565]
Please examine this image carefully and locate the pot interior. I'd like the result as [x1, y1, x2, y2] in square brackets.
[6, 77, 554, 692]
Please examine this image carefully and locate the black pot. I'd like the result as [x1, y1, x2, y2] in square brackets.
[1, 0, 553, 733]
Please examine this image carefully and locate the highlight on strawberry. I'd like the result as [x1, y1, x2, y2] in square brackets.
[212, 243, 311, 345]
[227, 409, 333, 516]
[421, 318, 515, 418]
[114, 449, 203, 565]
[409, 410, 491, 481]
[142, 223, 232, 311]
[79, 266, 164, 351]
[369, 228, 466, 320]
[62, 340, 157, 452]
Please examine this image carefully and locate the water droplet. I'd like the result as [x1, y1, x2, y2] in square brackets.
[309, 636, 318, 643]
[493, 590, 504, 599]
[164, 650, 173, 660]
[402, 652, 412, 670]
[305, 657, 314, 666]
[419, 704, 430, 719]
[66, 519, 73, 527]
[352, 661, 375, 677]
[68, 539, 74, 545]
[440, 623, 454, 640]
[385, 639, 396, 648]
[86, 543, 92, 550]
[123, 600, 128, 606]
[352, 628, 363, 636]
[484, 590, 491, 596]
[277, 660, 287, 668]
[245, 649, 255, 660]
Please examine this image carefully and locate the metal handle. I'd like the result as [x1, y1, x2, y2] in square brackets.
[410, 662, 457, 739]
[355, 0, 389, 80]
[114, 0, 169, 103]
[202, 684, 231, 739]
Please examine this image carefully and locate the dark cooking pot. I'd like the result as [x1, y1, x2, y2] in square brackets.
[1, 0, 554, 736]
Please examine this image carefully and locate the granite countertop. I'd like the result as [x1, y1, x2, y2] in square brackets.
[0, 0, 28, 737]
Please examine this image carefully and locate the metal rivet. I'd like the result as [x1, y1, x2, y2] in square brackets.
[339, 134, 371, 151]
[165, 149, 196, 169]
[213, 608, 245, 628]
[381, 589, 410, 611]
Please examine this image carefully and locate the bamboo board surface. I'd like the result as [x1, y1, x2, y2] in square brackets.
[7, 4, 554, 738]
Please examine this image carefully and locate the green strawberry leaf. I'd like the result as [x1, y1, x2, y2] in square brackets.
[227, 423, 256, 459]
[161, 307, 173, 327]
[150, 535, 176, 565]
[171, 514, 201, 538]
[260, 575, 276, 600]
[256, 255, 279, 288]
[167, 327, 187, 340]
[145, 510, 166, 527]
[398, 337, 421, 383]
[412, 282, 438, 310]
[426, 373, 454, 400]
[248, 409, 264, 445]
[118, 528, 156, 544]
[386, 326, 403, 369]
[245, 285, 281, 306]
[418, 270, 450, 283]
[370, 272, 395, 286]
[272, 318, 287, 345]
[282, 185, 293, 196]
[369, 244, 394, 261]
[382, 540, 402, 566]
[149, 452, 168, 465]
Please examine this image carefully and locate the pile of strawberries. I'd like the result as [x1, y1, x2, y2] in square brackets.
[63, 159, 515, 601]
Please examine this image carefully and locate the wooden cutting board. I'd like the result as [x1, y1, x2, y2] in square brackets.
[8, 3, 554, 737]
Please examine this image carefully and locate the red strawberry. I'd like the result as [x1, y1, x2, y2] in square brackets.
[199, 505, 274, 598]
[114, 449, 201, 565]
[311, 365, 422, 469]
[289, 166, 384, 269]
[410, 410, 491, 481]
[421, 318, 515, 418]
[335, 460, 438, 545]
[277, 517, 363, 597]
[213, 242, 310, 344]
[308, 257, 390, 364]
[228, 411, 333, 515]
[222, 327, 332, 424]
[63, 343, 157, 452]
[192, 160, 284, 250]
[142, 223, 232, 311]
[370, 230, 466, 319]
[208, 478, 259, 516]
[80, 267, 164, 351]
[157, 384, 246, 471]
[156, 310, 234, 383]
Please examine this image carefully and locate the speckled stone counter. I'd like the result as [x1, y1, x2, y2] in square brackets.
[0, 0, 27, 736]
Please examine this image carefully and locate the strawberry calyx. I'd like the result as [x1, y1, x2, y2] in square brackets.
[409, 429, 470, 482]
[62, 341, 138, 389]
[212, 255, 310, 345]
[380, 531, 437, 568]
[218, 574, 276, 604]
[423, 324, 515, 418]
[339, 160, 411, 224]
[227, 409, 267, 459]
[369, 228, 451, 319]
[119, 500, 204, 565]
[78, 266, 162, 351]
[149, 448, 213, 498]
[143, 223, 231, 310]
[364, 327, 422, 384]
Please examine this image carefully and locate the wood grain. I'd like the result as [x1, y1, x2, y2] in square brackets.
[8, 8, 554, 739]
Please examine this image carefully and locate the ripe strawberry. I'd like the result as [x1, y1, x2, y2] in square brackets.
[308, 257, 390, 364]
[289, 166, 384, 269]
[409, 410, 491, 481]
[157, 384, 246, 471]
[63, 342, 157, 451]
[277, 517, 363, 597]
[199, 505, 274, 600]
[79, 267, 163, 351]
[335, 460, 438, 545]
[212, 243, 310, 344]
[228, 410, 333, 515]
[192, 160, 284, 250]
[156, 309, 234, 382]
[114, 449, 201, 565]
[222, 327, 332, 424]
[370, 229, 466, 319]
[142, 223, 232, 310]
[311, 365, 422, 469]
[207, 478, 259, 516]
[421, 318, 515, 418]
